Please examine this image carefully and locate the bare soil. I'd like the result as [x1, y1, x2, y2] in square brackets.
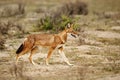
[0, 0, 120, 80]
[0, 29, 120, 80]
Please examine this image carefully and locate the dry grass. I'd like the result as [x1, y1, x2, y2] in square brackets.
[36, 1, 88, 31]
[0, 3, 25, 18]
[0, 0, 120, 80]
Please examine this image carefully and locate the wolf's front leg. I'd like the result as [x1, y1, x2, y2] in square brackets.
[46, 47, 56, 65]
[58, 47, 73, 66]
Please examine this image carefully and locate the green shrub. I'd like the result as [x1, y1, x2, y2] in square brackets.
[37, 15, 81, 33]
[36, 1, 87, 32]
[37, 15, 74, 32]
[41, 17, 53, 30]
[53, 15, 73, 32]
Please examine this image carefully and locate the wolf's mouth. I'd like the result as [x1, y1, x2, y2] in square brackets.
[71, 34, 77, 38]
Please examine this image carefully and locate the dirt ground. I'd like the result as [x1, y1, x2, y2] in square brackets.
[0, 29, 120, 80]
[0, 0, 120, 80]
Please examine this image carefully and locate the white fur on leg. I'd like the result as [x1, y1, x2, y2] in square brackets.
[16, 56, 21, 65]
[29, 56, 37, 65]
[45, 59, 49, 65]
[31, 60, 37, 65]
[58, 50, 73, 66]
[16, 57, 19, 63]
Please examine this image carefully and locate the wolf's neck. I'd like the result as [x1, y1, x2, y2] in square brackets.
[58, 30, 67, 43]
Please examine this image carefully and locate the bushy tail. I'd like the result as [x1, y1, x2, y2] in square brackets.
[16, 44, 24, 54]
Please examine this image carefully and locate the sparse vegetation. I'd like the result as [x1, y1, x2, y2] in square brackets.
[0, 37, 5, 50]
[36, 1, 88, 32]
[0, 0, 120, 80]
[0, 3, 25, 18]
[0, 20, 25, 49]
[0, 20, 25, 35]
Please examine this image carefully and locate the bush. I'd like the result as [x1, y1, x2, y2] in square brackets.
[37, 15, 80, 32]
[0, 3, 25, 17]
[53, 15, 73, 31]
[0, 21, 24, 35]
[36, 1, 88, 32]
[40, 17, 53, 30]
[37, 15, 74, 32]
[0, 36, 5, 50]
[60, 1, 88, 16]
[0, 20, 25, 50]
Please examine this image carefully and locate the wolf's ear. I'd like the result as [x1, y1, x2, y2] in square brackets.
[66, 23, 71, 28]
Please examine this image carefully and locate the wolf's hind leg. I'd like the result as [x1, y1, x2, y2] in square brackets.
[16, 48, 30, 65]
[29, 46, 39, 65]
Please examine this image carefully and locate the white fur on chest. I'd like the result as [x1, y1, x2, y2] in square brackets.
[56, 44, 65, 49]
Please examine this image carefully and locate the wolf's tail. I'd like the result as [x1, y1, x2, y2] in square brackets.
[16, 43, 24, 54]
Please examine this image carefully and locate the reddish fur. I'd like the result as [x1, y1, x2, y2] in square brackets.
[16, 23, 79, 65]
